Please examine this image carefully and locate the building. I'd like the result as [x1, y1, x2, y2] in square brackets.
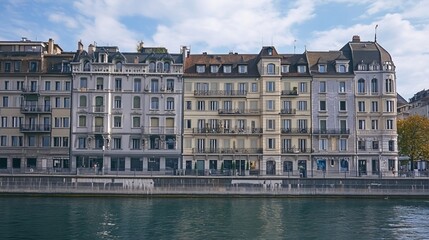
[70, 42, 183, 175]
[0, 38, 73, 173]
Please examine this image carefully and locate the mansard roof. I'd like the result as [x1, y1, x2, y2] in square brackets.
[306, 51, 352, 75]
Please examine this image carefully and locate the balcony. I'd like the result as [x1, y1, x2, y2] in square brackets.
[281, 148, 312, 153]
[93, 126, 104, 133]
[93, 106, 105, 113]
[192, 148, 263, 154]
[313, 129, 350, 135]
[20, 105, 51, 114]
[20, 124, 51, 133]
[281, 90, 298, 96]
[21, 87, 39, 95]
[280, 108, 296, 115]
[194, 90, 247, 97]
[141, 126, 178, 135]
[192, 127, 263, 135]
[218, 109, 261, 115]
[281, 128, 310, 134]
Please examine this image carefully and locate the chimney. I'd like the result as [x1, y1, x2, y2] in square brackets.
[352, 35, 361, 42]
[134, 56, 139, 64]
[78, 40, 83, 52]
[48, 38, 54, 54]
[88, 44, 95, 54]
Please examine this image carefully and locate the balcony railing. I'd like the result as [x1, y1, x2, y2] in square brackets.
[192, 148, 263, 154]
[218, 109, 261, 115]
[93, 106, 105, 113]
[280, 108, 296, 114]
[313, 129, 350, 135]
[20, 124, 51, 132]
[141, 126, 178, 135]
[281, 148, 312, 153]
[192, 127, 263, 134]
[280, 128, 311, 134]
[281, 90, 298, 96]
[20, 105, 51, 113]
[21, 87, 39, 94]
[194, 90, 247, 97]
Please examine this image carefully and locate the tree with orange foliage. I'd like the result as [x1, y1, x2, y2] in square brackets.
[397, 115, 429, 170]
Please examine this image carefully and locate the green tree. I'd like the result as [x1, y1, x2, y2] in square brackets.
[397, 115, 429, 170]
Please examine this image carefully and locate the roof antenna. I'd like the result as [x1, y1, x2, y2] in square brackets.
[374, 24, 378, 42]
[293, 39, 296, 54]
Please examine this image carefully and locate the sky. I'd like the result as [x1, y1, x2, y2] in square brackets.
[1, 0, 428, 100]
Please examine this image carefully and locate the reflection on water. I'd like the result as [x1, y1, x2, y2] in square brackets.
[0, 197, 428, 240]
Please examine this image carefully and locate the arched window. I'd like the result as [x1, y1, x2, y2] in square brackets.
[149, 61, 156, 72]
[115, 61, 122, 72]
[156, 62, 163, 73]
[339, 65, 346, 73]
[166, 97, 174, 110]
[95, 96, 104, 112]
[371, 78, 378, 93]
[357, 79, 365, 93]
[133, 96, 141, 109]
[164, 62, 170, 73]
[83, 61, 90, 71]
[267, 63, 275, 75]
[151, 97, 159, 110]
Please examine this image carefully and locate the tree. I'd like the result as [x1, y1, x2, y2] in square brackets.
[397, 115, 429, 170]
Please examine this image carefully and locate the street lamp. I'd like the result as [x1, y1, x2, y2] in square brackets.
[379, 147, 382, 179]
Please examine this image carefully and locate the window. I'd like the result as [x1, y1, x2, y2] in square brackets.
[133, 96, 141, 109]
[166, 97, 174, 110]
[319, 100, 326, 111]
[166, 79, 174, 91]
[78, 137, 86, 149]
[372, 141, 379, 150]
[5, 62, 11, 72]
[371, 101, 379, 112]
[339, 101, 346, 111]
[266, 81, 275, 92]
[386, 119, 394, 130]
[55, 97, 60, 108]
[96, 77, 104, 90]
[299, 82, 307, 93]
[186, 101, 192, 110]
[115, 78, 122, 91]
[251, 83, 258, 92]
[339, 138, 347, 151]
[80, 77, 87, 89]
[210, 65, 219, 73]
[318, 138, 327, 151]
[185, 119, 191, 129]
[113, 116, 122, 128]
[385, 79, 393, 93]
[298, 101, 307, 111]
[131, 158, 143, 171]
[45, 81, 51, 91]
[113, 137, 122, 150]
[55, 81, 61, 91]
[223, 101, 232, 110]
[267, 119, 276, 130]
[386, 100, 394, 112]
[151, 79, 159, 92]
[266, 100, 275, 111]
[371, 78, 378, 93]
[78, 115, 86, 127]
[320, 120, 327, 132]
[357, 79, 365, 93]
[133, 116, 140, 128]
[238, 65, 247, 73]
[65, 81, 71, 91]
[209, 101, 218, 111]
[267, 138, 276, 149]
[2, 96, 8, 107]
[358, 101, 365, 112]
[223, 65, 232, 73]
[64, 97, 70, 108]
[281, 65, 290, 73]
[151, 97, 159, 110]
[318, 65, 326, 73]
[196, 65, 205, 73]
[42, 136, 50, 147]
[95, 96, 104, 112]
[131, 139, 141, 150]
[371, 120, 378, 130]
[197, 101, 205, 111]
[14, 61, 21, 72]
[358, 120, 366, 130]
[298, 119, 307, 132]
[1, 117, 7, 127]
[114, 96, 122, 109]
[0, 136, 7, 146]
[338, 64, 346, 73]
[149, 61, 156, 72]
[267, 63, 275, 74]
[339, 82, 346, 93]
[389, 140, 395, 151]
[164, 62, 170, 72]
[319, 81, 326, 93]
[358, 140, 365, 150]
[115, 61, 122, 72]
[297, 65, 306, 73]
[11, 136, 23, 146]
[79, 96, 87, 107]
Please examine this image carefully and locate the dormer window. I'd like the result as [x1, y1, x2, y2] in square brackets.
[281, 65, 290, 73]
[297, 65, 306, 73]
[164, 62, 170, 73]
[318, 64, 326, 73]
[210, 65, 219, 73]
[196, 65, 205, 73]
[267, 48, 273, 55]
[223, 65, 232, 73]
[338, 64, 346, 73]
[100, 53, 107, 63]
[238, 65, 247, 74]
[358, 63, 367, 71]
[149, 61, 156, 72]
[83, 61, 90, 71]
[115, 61, 122, 72]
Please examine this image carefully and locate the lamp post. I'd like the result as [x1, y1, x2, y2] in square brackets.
[379, 148, 382, 179]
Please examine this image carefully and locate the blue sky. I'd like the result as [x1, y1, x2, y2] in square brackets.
[1, 0, 428, 99]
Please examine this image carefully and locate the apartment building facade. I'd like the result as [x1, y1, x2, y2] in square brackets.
[70, 42, 183, 174]
[0, 38, 73, 173]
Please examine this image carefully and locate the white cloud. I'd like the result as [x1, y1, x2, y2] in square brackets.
[48, 13, 79, 29]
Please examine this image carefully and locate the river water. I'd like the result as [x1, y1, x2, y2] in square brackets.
[0, 196, 428, 240]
